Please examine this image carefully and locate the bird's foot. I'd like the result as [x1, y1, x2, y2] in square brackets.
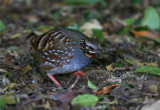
[67, 75, 80, 90]
[73, 71, 86, 77]
[47, 73, 62, 87]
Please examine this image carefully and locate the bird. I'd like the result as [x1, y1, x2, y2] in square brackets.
[29, 28, 100, 87]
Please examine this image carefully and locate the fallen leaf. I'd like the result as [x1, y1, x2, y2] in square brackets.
[134, 66, 160, 75]
[149, 85, 158, 94]
[131, 29, 159, 39]
[141, 6, 160, 30]
[0, 87, 8, 93]
[10, 33, 21, 39]
[22, 15, 40, 23]
[2, 75, 10, 86]
[71, 94, 98, 106]
[0, 20, 6, 31]
[106, 63, 114, 71]
[107, 76, 122, 83]
[80, 19, 103, 37]
[132, 98, 142, 102]
[5, 96, 16, 105]
[22, 64, 32, 75]
[0, 69, 12, 76]
[94, 84, 120, 94]
[124, 57, 144, 67]
[0, 96, 6, 110]
[125, 57, 158, 67]
[48, 90, 77, 102]
[8, 83, 16, 90]
[145, 61, 158, 67]
[88, 79, 97, 90]
[42, 101, 51, 109]
[0, 83, 16, 93]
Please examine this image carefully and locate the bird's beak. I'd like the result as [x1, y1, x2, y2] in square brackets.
[98, 52, 101, 56]
[96, 50, 101, 56]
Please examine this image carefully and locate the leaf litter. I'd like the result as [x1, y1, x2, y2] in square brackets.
[0, 0, 160, 110]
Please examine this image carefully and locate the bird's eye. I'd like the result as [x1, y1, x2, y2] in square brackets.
[89, 46, 94, 50]
[85, 46, 89, 50]
[86, 46, 94, 51]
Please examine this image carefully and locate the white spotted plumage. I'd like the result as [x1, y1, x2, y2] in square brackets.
[30, 28, 100, 75]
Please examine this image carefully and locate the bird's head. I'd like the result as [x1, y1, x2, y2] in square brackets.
[80, 38, 101, 58]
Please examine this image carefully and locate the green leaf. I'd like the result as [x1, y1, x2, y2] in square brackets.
[141, 7, 160, 30]
[92, 29, 105, 42]
[37, 25, 54, 30]
[134, 66, 160, 75]
[113, 61, 125, 67]
[124, 18, 135, 25]
[88, 79, 96, 90]
[0, 96, 6, 110]
[83, 12, 101, 21]
[51, 11, 60, 21]
[154, 38, 160, 43]
[0, 20, 6, 31]
[118, 27, 130, 34]
[71, 94, 98, 106]
[67, 24, 82, 32]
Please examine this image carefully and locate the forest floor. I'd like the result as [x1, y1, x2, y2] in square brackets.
[0, 0, 160, 110]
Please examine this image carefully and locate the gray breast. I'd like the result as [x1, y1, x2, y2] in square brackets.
[45, 40, 92, 75]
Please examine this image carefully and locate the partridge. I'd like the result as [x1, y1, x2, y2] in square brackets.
[30, 28, 100, 86]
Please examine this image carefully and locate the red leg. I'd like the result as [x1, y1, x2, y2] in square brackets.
[47, 74, 62, 87]
[73, 71, 86, 77]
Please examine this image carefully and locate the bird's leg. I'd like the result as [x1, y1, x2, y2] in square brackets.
[67, 75, 80, 90]
[67, 71, 86, 90]
[47, 71, 86, 88]
[47, 73, 62, 87]
[73, 71, 86, 77]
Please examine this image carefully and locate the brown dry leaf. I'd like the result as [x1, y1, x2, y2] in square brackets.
[10, 29, 31, 39]
[106, 63, 114, 71]
[31, 74, 44, 83]
[114, 66, 135, 71]
[10, 33, 21, 39]
[125, 57, 158, 67]
[104, 34, 123, 44]
[94, 84, 120, 94]
[125, 57, 144, 67]
[149, 85, 158, 94]
[5, 95, 17, 105]
[0, 68, 12, 76]
[145, 61, 158, 67]
[80, 19, 103, 37]
[0, 86, 8, 93]
[132, 98, 142, 102]
[8, 83, 16, 90]
[48, 90, 78, 102]
[42, 101, 51, 109]
[7, 51, 19, 59]
[29, 84, 42, 88]
[22, 64, 32, 75]
[22, 15, 40, 23]
[40, 28, 52, 34]
[131, 29, 160, 39]
[0, 83, 16, 93]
